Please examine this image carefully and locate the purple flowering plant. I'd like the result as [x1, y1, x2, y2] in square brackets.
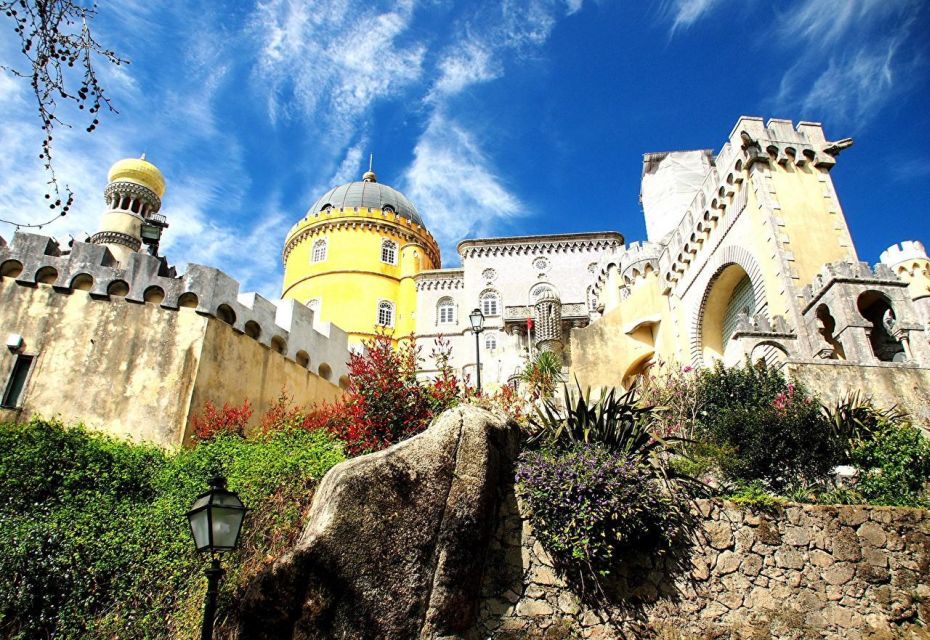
[517, 443, 679, 573]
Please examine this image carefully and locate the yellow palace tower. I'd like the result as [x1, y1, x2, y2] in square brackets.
[281, 165, 440, 346]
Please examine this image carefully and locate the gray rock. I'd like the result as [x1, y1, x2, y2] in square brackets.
[238, 405, 518, 640]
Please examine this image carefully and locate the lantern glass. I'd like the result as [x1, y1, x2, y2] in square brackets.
[186, 477, 248, 554]
[469, 308, 485, 332]
[188, 506, 211, 551]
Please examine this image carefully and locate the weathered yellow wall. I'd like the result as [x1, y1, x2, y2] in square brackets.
[769, 164, 857, 288]
[788, 362, 930, 429]
[0, 278, 345, 447]
[570, 271, 667, 389]
[188, 319, 344, 442]
[0, 279, 206, 445]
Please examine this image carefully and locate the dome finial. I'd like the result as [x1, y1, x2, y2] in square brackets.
[362, 153, 377, 183]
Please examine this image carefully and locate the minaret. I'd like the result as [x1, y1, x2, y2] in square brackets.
[89, 155, 167, 264]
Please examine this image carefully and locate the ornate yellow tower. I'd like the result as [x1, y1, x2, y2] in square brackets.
[281, 168, 440, 346]
[89, 155, 168, 263]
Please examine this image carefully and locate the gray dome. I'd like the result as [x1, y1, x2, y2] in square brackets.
[307, 177, 424, 227]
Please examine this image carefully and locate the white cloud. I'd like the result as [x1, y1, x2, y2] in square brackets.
[403, 113, 524, 263]
[663, 0, 725, 34]
[430, 41, 501, 100]
[778, 0, 915, 46]
[251, 0, 425, 147]
[771, 1, 921, 128]
[330, 143, 368, 186]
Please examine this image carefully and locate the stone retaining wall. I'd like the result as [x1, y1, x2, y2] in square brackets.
[475, 498, 930, 639]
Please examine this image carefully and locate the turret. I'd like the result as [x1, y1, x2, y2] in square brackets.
[89, 155, 168, 264]
[881, 241, 930, 323]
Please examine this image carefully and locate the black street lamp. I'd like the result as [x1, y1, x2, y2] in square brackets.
[469, 307, 485, 393]
[186, 476, 249, 640]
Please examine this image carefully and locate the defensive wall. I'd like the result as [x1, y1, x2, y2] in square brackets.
[0, 231, 349, 446]
[477, 498, 930, 639]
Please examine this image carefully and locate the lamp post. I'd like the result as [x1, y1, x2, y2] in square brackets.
[186, 476, 249, 640]
[469, 307, 485, 393]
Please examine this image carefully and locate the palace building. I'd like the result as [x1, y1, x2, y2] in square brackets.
[1, 115, 929, 445]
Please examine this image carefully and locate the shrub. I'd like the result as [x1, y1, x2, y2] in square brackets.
[694, 360, 837, 489]
[517, 443, 679, 572]
[821, 391, 909, 464]
[637, 361, 703, 439]
[191, 399, 253, 441]
[521, 351, 563, 400]
[850, 421, 930, 507]
[0, 418, 344, 639]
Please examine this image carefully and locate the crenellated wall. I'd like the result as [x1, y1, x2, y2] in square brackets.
[0, 231, 349, 446]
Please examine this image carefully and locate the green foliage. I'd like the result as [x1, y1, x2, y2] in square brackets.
[849, 421, 930, 508]
[724, 481, 786, 508]
[521, 351, 564, 400]
[532, 382, 654, 457]
[821, 391, 909, 464]
[694, 359, 837, 489]
[520, 383, 698, 579]
[0, 418, 344, 639]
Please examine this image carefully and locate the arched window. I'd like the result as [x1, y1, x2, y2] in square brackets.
[311, 238, 327, 263]
[721, 274, 756, 346]
[858, 291, 906, 362]
[480, 289, 500, 317]
[530, 283, 558, 303]
[381, 239, 397, 265]
[377, 300, 395, 327]
[485, 333, 497, 350]
[437, 297, 455, 324]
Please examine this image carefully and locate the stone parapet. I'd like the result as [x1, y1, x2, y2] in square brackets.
[801, 260, 906, 314]
[0, 231, 349, 381]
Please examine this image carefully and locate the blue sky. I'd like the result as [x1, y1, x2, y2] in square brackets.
[1, 0, 928, 298]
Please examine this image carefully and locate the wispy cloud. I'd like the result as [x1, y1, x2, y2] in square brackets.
[778, 0, 915, 45]
[663, 0, 725, 34]
[771, 0, 922, 128]
[404, 113, 524, 261]
[251, 0, 425, 147]
[403, 0, 582, 264]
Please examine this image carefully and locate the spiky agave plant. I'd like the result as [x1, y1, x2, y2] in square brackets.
[530, 379, 705, 492]
[821, 391, 909, 463]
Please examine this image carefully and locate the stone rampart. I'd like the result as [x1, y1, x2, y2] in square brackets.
[476, 498, 930, 639]
[0, 230, 349, 382]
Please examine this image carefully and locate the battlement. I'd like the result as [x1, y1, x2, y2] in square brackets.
[0, 231, 350, 381]
[800, 260, 905, 312]
[733, 312, 793, 337]
[881, 241, 928, 267]
[618, 241, 662, 283]
[658, 116, 854, 294]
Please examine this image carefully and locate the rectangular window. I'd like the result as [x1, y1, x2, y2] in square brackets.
[481, 297, 498, 317]
[2, 354, 34, 408]
[438, 305, 454, 324]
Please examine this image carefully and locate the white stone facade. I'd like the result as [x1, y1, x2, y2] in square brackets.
[414, 232, 623, 387]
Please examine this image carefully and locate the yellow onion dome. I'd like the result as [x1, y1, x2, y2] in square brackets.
[107, 154, 166, 198]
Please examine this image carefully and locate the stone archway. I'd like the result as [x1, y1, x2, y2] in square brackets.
[690, 246, 767, 365]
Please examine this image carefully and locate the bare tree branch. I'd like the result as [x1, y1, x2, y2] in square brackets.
[1, 0, 128, 229]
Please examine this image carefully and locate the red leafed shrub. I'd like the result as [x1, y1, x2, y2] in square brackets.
[191, 399, 253, 441]
[305, 333, 469, 456]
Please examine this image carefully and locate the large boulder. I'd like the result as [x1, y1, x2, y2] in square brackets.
[238, 405, 518, 640]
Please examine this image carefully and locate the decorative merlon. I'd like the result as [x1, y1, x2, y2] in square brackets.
[0, 231, 349, 380]
[800, 260, 907, 313]
[880, 241, 928, 267]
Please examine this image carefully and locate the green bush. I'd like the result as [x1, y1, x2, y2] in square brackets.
[850, 421, 930, 508]
[694, 360, 837, 489]
[0, 418, 344, 639]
